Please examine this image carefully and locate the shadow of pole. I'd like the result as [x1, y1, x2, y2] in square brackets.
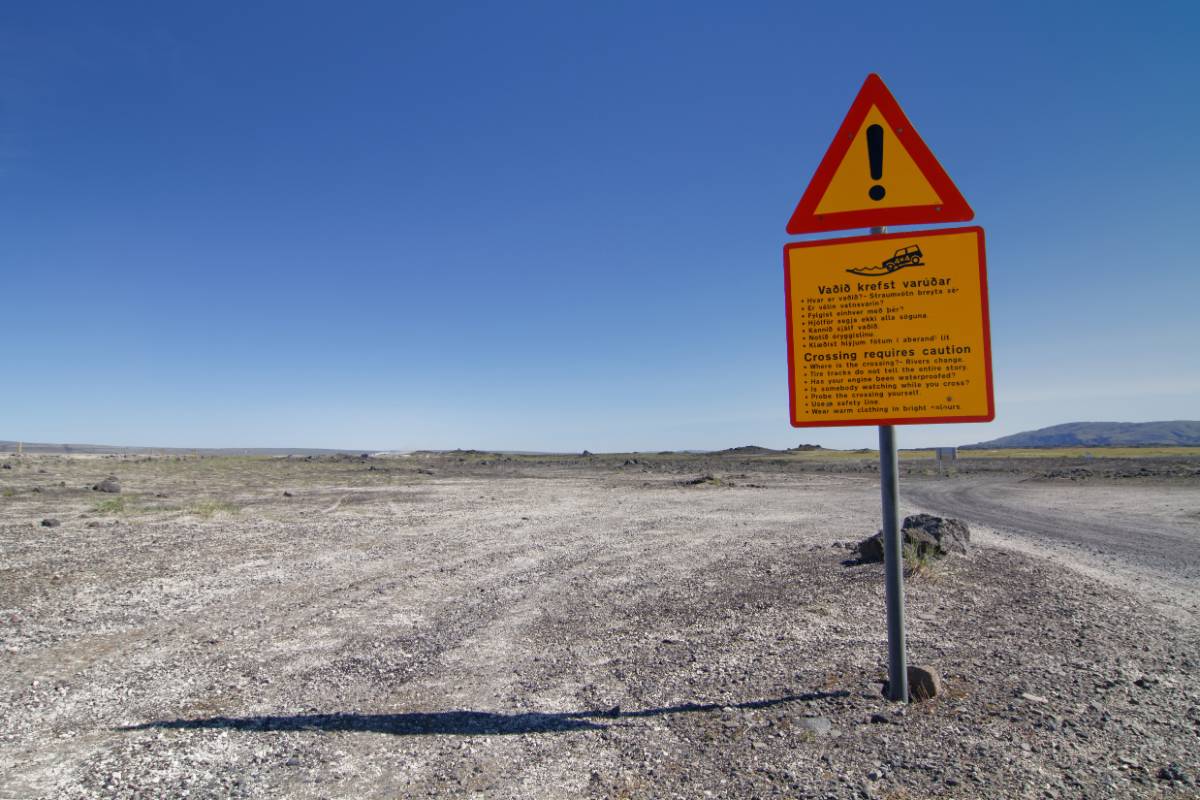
[118, 690, 850, 737]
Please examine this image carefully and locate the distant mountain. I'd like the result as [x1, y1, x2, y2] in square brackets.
[716, 445, 783, 455]
[964, 421, 1200, 449]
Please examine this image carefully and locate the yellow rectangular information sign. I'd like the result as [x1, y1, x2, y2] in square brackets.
[784, 226, 994, 427]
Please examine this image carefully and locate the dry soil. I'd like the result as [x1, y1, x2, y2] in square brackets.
[1, 451, 1198, 799]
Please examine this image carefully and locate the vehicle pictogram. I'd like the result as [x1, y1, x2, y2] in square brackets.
[845, 244, 924, 277]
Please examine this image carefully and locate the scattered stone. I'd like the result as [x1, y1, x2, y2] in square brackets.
[855, 514, 970, 563]
[868, 713, 891, 724]
[41, 518, 60, 528]
[907, 665, 942, 701]
[1157, 763, 1188, 783]
[92, 478, 121, 494]
[796, 716, 833, 735]
[678, 474, 718, 486]
[1020, 692, 1049, 704]
[283, 491, 294, 498]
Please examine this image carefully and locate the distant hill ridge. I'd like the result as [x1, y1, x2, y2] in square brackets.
[965, 421, 1200, 449]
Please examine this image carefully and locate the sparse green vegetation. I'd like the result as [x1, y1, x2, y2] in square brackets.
[188, 500, 239, 518]
[958, 446, 1200, 459]
[93, 497, 127, 514]
[902, 543, 945, 581]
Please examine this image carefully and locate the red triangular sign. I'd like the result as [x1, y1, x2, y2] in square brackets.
[786, 74, 973, 234]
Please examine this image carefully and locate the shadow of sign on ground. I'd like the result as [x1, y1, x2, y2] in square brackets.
[118, 691, 850, 737]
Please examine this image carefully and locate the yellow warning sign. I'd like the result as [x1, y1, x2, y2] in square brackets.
[785, 74, 973, 234]
[784, 227, 994, 427]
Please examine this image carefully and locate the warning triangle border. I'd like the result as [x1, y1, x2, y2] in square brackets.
[786, 74, 974, 235]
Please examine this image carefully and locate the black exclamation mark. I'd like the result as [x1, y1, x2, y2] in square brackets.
[867, 124, 885, 201]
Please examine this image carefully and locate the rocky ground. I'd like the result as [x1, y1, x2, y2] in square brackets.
[1, 451, 1198, 799]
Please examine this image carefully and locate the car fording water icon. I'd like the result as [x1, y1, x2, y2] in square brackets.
[845, 244, 924, 277]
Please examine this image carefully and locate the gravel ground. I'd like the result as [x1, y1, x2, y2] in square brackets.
[1, 452, 1198, 799]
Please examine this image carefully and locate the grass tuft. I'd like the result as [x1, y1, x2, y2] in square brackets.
[93, 497, 127, 514]
[902, 543, 945, 581]
[188, 500, 239, 518]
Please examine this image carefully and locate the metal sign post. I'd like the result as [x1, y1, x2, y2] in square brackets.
[878, 424, 908, 701]
[871, 223, 908, 703]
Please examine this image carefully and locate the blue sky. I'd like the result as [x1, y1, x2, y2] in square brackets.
[2, 2, 1197, 451]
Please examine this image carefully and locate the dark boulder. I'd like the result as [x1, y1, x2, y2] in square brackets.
[855, 514, 970, 563]
[92, 477, 122, 494]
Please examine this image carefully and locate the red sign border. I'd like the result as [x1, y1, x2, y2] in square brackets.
[784, 226, 994, 428]
[785, 74, 974, 235]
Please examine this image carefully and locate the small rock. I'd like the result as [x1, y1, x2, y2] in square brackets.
[1, 463, 10, 469]
[869, 712, 891, 724]
[606, 705, 621, 718]
[1157, 763, 1188, 783]
[867, 770, 882, 781]
[40, 518, 60, 528]
[92, 478, 121, 494]
[1020, 692, 1049, 703]
[796, 716, 833, 735]
[907, 665, 942, 701]
[283, 491, 294, 498]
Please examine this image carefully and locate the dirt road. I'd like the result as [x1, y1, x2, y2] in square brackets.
[906, 477, 1200, 620]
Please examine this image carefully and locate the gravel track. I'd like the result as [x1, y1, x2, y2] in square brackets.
[905, 477, 1200, 622]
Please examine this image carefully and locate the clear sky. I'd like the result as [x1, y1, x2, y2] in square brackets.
[2, 2, 1198, 451]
